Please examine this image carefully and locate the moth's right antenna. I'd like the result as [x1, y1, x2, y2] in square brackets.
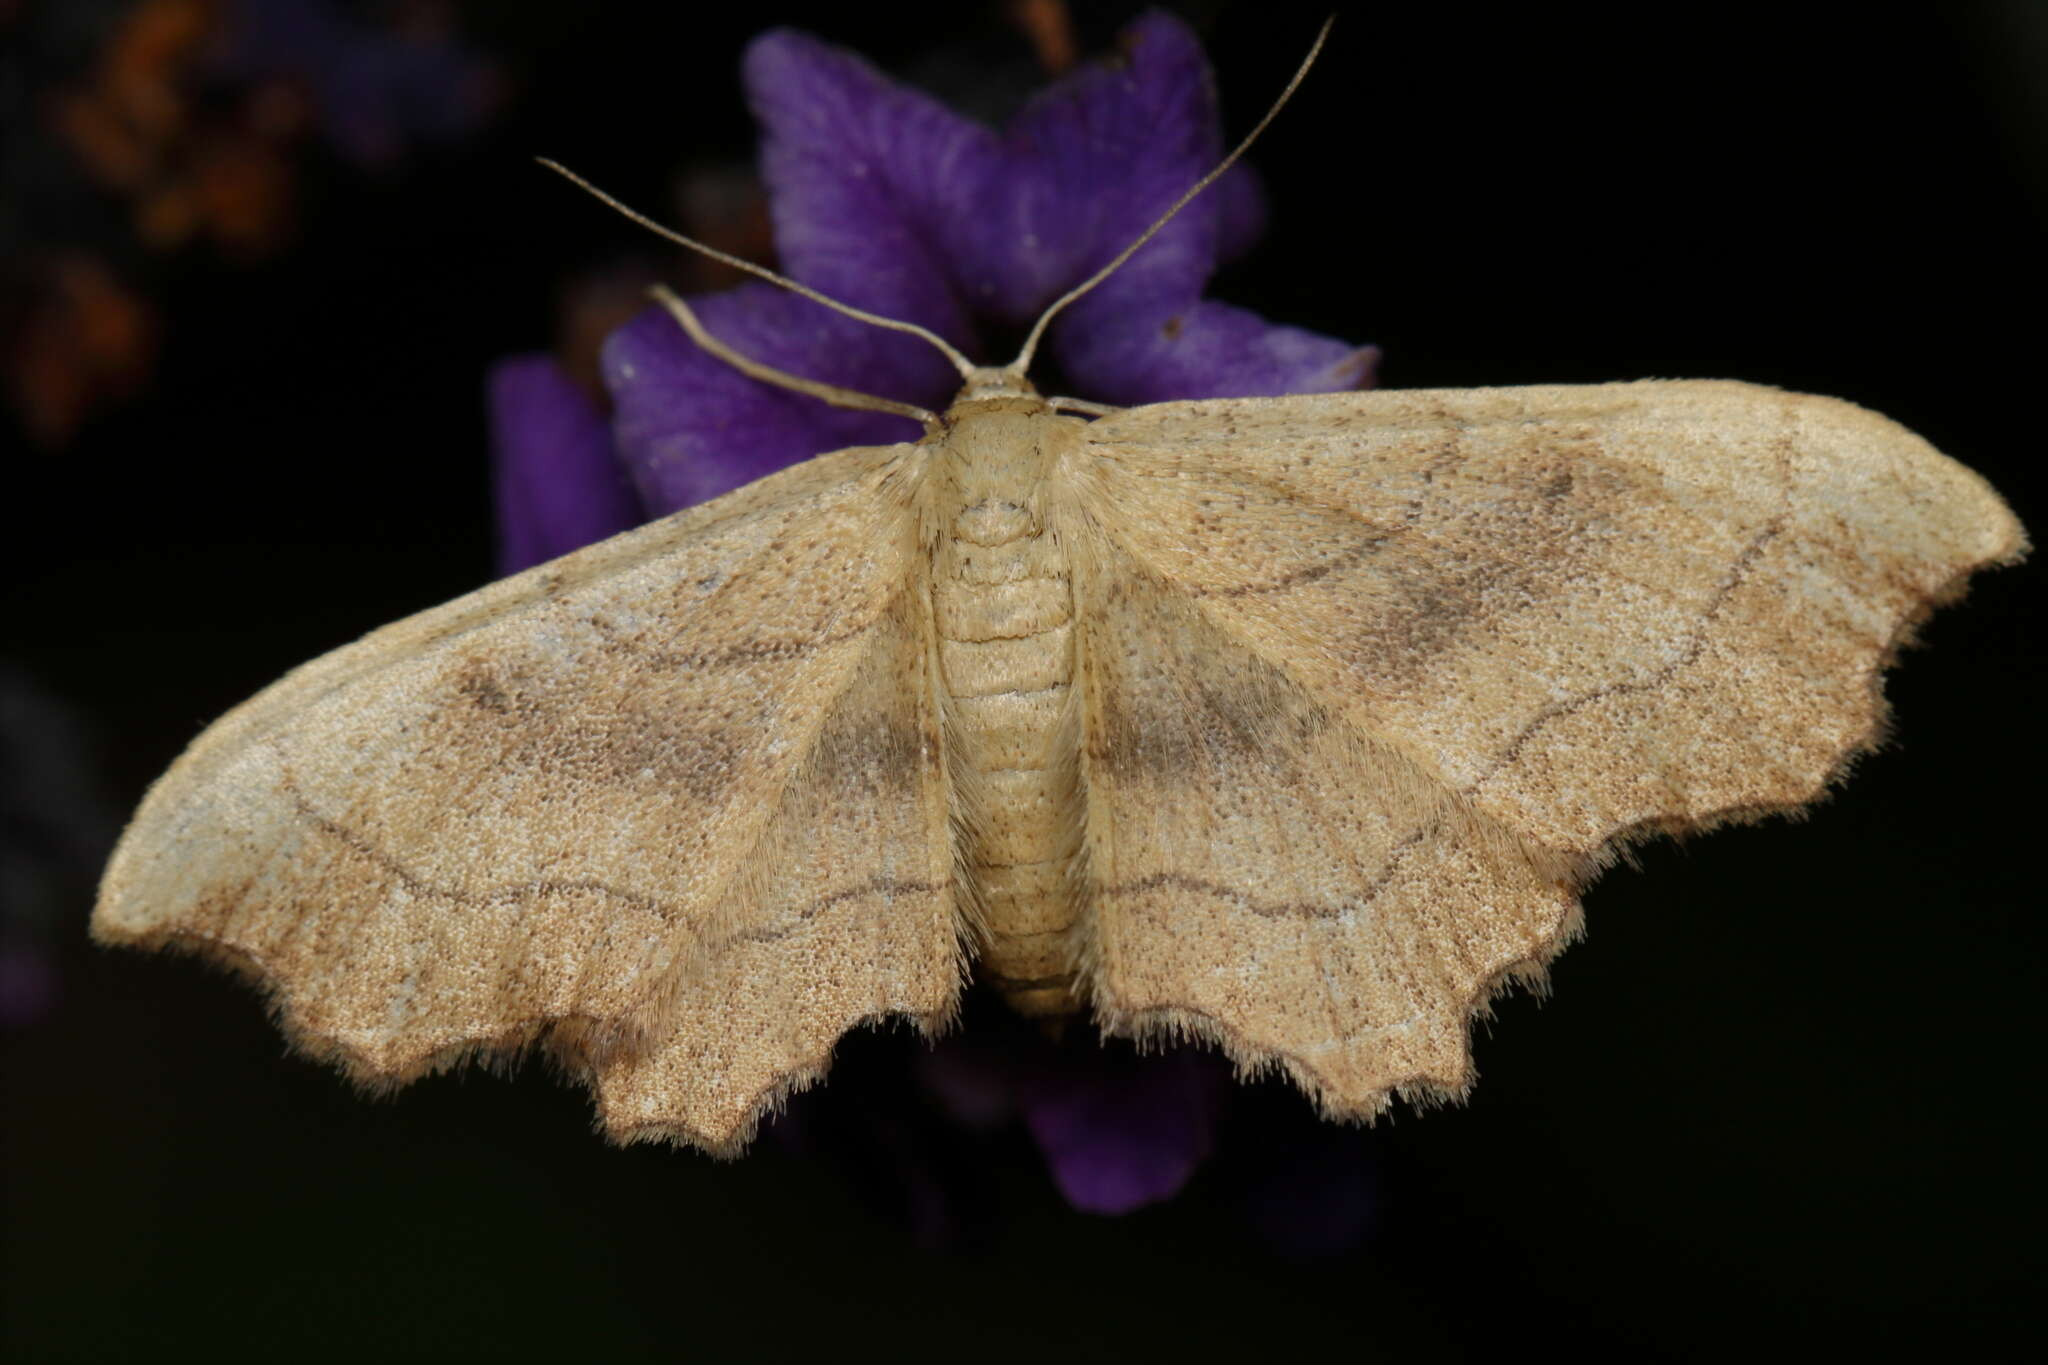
[1005, 16, 1334, 380]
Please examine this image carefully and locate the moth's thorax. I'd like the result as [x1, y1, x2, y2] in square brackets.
[925, 395, 1088, 1018]
[931, 393, 1080, 475]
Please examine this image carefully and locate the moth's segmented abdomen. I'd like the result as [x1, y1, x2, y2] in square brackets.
[934, 495, 1085, 1017]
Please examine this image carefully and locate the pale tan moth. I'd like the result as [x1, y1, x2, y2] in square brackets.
[92, 22, 2025, 1154]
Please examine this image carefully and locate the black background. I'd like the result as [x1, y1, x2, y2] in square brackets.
[7, 2, 2043, 1359]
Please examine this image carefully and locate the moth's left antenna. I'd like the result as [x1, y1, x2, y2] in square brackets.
[1005, 16, 1335, 380]
[538, 158, 979, 408]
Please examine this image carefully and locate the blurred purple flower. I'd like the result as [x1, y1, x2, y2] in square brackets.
[485, 12, 1377, 1245]
[212, 0, 500, 170]
[918, 1026, 1231, 1215]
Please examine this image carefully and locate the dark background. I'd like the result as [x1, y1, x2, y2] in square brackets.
[7, 2, 2043, 1359]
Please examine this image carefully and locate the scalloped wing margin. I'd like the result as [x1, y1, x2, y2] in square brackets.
[1066, 382, 2023, 1119]
[93, 443, 967, 1152]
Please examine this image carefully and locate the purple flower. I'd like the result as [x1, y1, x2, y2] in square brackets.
[598, 10, 1374, 512]
[917, 1026, 1232, 1215]
[486, 13, 1377, 1244]
[212, 0, 502, 170]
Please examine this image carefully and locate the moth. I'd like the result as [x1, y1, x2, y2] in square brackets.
[93, 25, 2024, 1156]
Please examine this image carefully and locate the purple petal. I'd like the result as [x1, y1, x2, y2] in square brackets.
[931, 10, 1362, 400]
[1021, 1046, 1230, 1215]
[931, 11, 1223, 325]
[745, 30, 995, 365]
[486, 355, 642, 575]
[744, 14, 1223, 330]
[987, 15, 1359, 401]
[602, 290, 922, 515]
[921, 1029, 1232, 1214]
[1020, 15, 1365, 400]
[1055, 297, 1378, 405]
[1212, 160, 1269, 265]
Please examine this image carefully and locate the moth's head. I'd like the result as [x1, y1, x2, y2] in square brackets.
[935, 368, 1055, 429]
[956, 367, 1041, 404]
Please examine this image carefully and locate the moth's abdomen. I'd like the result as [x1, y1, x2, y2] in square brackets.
[934, 493, 1085, 1018]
